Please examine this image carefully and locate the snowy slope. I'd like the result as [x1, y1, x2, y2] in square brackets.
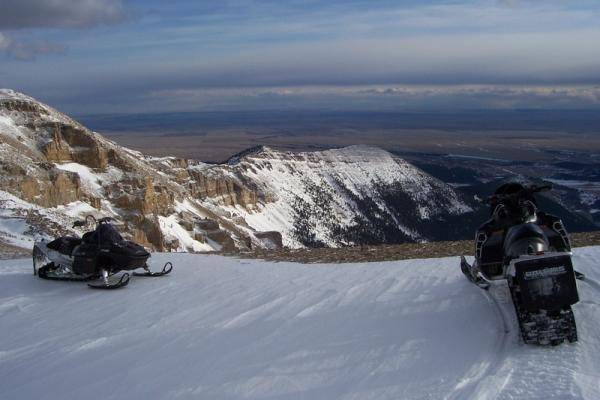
[213, 145, 472, 248]
[1, 248, 599, 399]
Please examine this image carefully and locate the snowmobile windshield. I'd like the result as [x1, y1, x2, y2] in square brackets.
[98, 224, 124, 244]
[84, 223, 125, 246]
[493, 183, 538, 208]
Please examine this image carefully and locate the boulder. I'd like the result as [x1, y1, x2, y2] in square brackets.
[194, 232, 206, 243]
[206, 229, 231, 243]
[255, 231, 284, 249]
[196, 218, 220, 231]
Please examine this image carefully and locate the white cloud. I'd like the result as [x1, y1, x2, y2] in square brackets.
[0, 0, 125, 29]
[0, 32, 65, 61]
[0, 32, 10, 50]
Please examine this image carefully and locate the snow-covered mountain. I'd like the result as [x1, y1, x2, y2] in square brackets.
[0, 89, 473, 252]
[214, 145, 471, 247]
[1, 247, 599, 399]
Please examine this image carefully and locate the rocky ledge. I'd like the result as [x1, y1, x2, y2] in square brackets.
[240, 231, 600, 264]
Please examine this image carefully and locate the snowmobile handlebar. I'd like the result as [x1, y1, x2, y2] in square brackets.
[486, 183, 552, 205]
[72, 215, 102, 229]
[532, 184, 552, 193]
[72, 220, 86, 228]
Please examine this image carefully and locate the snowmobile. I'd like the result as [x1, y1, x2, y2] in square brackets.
[32, 216, 172, 289]
[461, 182, 581, 345]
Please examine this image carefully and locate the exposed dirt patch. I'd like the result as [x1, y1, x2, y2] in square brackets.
[239, 231, 600, 264]
[0, 240, 30, 260]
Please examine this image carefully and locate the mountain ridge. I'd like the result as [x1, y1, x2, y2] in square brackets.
[0, 89, 475, 252]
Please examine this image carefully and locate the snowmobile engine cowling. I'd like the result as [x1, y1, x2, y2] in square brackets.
[504, 223, 549, 259]
[72, 244, 98, 275]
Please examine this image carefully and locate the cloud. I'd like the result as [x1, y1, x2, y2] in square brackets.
[3, 1, 600, 110]
[0, 0, 125, 61]
[125, 84, 600, 115]
[0, 32, 66, 61]
[0, 33, 10, 50]
[0, 0, 125, 30]
[355, 85, 600, 107]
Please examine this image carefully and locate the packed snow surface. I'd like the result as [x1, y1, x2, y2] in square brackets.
[1, 248, 600, 399]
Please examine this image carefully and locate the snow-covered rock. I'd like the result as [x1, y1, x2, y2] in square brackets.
[0, 247, 598, 399]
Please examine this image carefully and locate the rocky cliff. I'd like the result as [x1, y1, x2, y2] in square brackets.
[0, 89, 474, 252]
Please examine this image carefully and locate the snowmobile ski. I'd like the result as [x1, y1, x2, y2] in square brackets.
[132, 262, 173, 277]
[460, 256, 490, 290]
[88, 273, 130, 289]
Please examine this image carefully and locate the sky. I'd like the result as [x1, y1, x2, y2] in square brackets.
[1, 0, 600, 115]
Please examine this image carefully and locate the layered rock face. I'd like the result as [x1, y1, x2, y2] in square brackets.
[0, 89, 247, 252]
[0, 89, 474, 252]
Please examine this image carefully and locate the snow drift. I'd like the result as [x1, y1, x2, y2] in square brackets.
[1, 247, 599, 399]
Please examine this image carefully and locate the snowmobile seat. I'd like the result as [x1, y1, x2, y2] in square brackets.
[46, 236, 82, 256]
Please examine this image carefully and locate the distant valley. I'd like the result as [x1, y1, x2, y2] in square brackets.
[80, 110, 600, 163]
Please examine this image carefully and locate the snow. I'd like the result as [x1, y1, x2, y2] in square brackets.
[547, 179, 600, 207]
[0, 216, 33, 248]
[0, 114, 20, 137]
[55, 162, 103, 195]
[0, 191, 37, 247]
[1, 247, 599, 399]
[173, 199, 209, 219]
[158, 214, 215, 252]
[0, 190, 92, 247]
[446, 154, 510, 162]
[52, 201, 98, 218]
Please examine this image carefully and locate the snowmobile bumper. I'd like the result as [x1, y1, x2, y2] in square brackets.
[508, 252, 579, 312]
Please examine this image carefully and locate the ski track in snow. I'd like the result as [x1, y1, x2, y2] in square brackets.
[1, 248, 599, 399]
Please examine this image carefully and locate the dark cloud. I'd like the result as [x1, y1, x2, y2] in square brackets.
[0, 0, 125, 61]
[0, 0, 125, 30]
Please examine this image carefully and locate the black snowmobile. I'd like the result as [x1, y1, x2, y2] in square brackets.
[33, 216, 172, 289]
[461, 183, 582, 345]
